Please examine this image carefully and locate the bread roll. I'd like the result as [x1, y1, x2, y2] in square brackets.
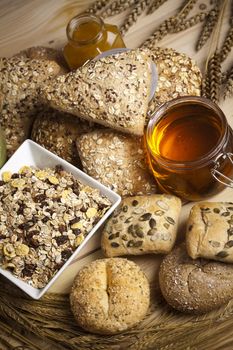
[76, 129, 157, 197]
[101, 194, 181, 257]
[186, 202, 233, 263]
[41, 49, 152, 135]
[70, 258, 150, 334]
[31, 108, 94, 166]
[0, 56, 62, 156]
[159, 244, 233, 314]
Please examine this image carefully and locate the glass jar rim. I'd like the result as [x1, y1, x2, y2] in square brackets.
[66, 13, 104, 47]
[146, 96, 229, 170]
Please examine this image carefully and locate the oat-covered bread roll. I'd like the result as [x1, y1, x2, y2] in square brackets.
[186, 202, 233, 263]
[14, 46, 68, 73]
[159, 244, 233, 314]
[101, 194, 181, 257]
[41, 49, 152, 135]
[70, 258, 150, 334]
[76, 129, 157, 197]
[31, 108, 94, 166]
[147, 47, 202, 117]
[0, 56, 63, 156]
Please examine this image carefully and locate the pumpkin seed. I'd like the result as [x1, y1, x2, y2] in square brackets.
[216, 251, 229, 258]
[135, 229, 144, 238]
[209, 240, 220, 248]
[154, 210, 164, 216]
[127, 225, 134, 234]
[149, 218, 156, 228]
[225, 240, 233, 248]
[221, 212, 230, 217]
[122, 205, 128, 213]
[227, 207, 233, 211]
[227, 228, 233, 235]
[156, 200, 169, 211]
[125, 216, 133, 224]
[213, 208, 220, 213]
[127, 240, 134, 247]
[111, 242, 119, 248]
[139, 213, 152, 221]
[147, 228, 157, 236]
[164, 223, 169, 230]
[166, 216, 175, 225]
[133, 241, 143, 248]
[122, 234, 128, 241]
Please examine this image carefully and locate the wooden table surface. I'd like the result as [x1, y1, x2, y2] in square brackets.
[0, 0, 233, 325]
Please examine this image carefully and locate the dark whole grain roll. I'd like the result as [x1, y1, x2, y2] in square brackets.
[159, 243, 233, 314]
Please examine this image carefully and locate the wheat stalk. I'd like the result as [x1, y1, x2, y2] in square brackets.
[171, 12, 207, 33]
[178, 0, 198, 20]
[141, 0, 198, 48]
[207, 52, 222, 103]
[196, 4, 221, 51]
[219, 25, 233, 62]
[87, 0, 111, 15]
[120, 0, 151, 35]
[100, 0, 136, 18]
[147, 0, 169, 15]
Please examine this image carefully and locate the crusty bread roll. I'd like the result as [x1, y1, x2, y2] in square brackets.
[14, 46, 68, 73]
[31, 108, 94, 166]
[76, 129, 157, 197]
[41, 49, 152, 135]
[159, 244, 233, 314]
[186, 202, 233, 263]
[101, 194, 181, 257]
[70, 258, 150, 334]
[0, 56, 63, 156]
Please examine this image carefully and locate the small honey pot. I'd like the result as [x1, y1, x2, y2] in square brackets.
[146, 96, 233, 201]
[63, 13, 126, 69]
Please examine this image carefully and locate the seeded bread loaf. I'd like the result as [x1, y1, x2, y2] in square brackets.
[76, 129, 157, 197]
[101, 194, 181, 257]
[147, 47, 202, 118]
[31, 108, 94, 166]
[14, 46, 68, 73]
[0, 56, 63, 156]
[70, 258, 150, 334]
[41, 49, 152, 135]
[186, 202, 233, 263]
[159, 244, 233, 314]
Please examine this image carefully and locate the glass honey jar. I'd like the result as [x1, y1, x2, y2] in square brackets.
[63, 13, 126, 69]
[145, 96, 233, 201]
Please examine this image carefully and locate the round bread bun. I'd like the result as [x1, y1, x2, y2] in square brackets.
[70, 258, 150, 334]
[31, 108, 94, 167]
[159, 244, 233, 314]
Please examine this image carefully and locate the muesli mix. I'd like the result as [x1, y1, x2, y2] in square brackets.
[0, 165, 111, 288]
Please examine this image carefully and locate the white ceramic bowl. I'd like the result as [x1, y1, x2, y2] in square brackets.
[0, 140, 121, 299]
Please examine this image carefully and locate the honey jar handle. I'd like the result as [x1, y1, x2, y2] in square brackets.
[211, 152, 233, 188]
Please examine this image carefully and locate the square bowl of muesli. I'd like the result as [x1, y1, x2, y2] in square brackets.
[0, 139, 121, 299]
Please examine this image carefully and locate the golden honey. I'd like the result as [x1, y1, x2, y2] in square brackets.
[63, 14, 126, 69]
[146, 96, 233, 201]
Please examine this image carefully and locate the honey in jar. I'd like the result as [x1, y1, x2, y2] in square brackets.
[63, 14, 126, 69]
[146, 96, 233, 201]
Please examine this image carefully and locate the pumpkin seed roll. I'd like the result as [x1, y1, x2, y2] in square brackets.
[101, 194, 181, 257]
[186, 202, 233, 263]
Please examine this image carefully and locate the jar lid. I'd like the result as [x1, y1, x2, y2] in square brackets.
[94, 48, 158, 102]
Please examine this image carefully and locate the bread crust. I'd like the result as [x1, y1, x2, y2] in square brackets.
[70, 258, 150, 334]
[159, 244, 233, 314]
